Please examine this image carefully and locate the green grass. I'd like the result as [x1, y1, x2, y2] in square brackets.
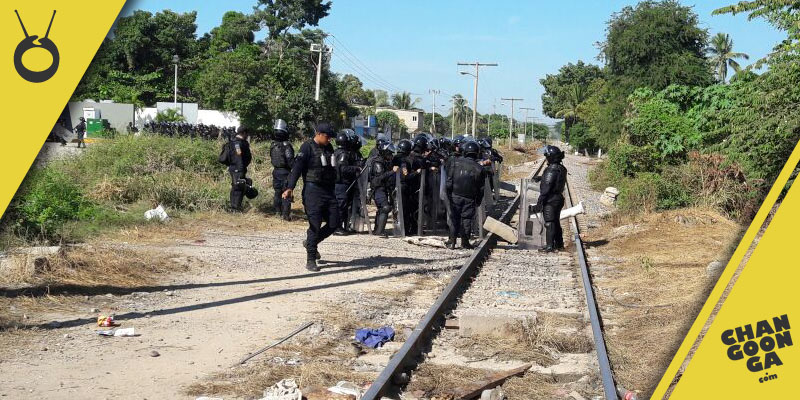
[0, 134, 302, 247]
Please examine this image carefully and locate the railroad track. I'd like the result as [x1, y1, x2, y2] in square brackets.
[362, 161, 620, 400]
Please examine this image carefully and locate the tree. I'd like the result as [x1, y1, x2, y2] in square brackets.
[253, 0, 332, 40]
[714, 1, 800, 65]
[424, 113, 450, 135]
[209, 11, 258, 53]
[376, 111, 406, 132]
[391, 91, 420, 110]
[708, 33, 749, 82]
[337, 74, 372, 105]
[540, 61, 603, 119]
[372, 90, 390, 107]
[600, 0, 713, 90]
[555, 84, 589, 141]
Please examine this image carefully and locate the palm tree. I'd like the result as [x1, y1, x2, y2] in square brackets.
[449, 94, 468, 134]
[708, 33, 749, 82]
[555, 84, 587, 142]
[391, 91, 420, 110]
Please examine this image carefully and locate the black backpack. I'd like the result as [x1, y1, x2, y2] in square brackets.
[218, 142, 232, 165]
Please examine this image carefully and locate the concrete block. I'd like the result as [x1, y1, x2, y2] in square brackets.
[458, 310, 536, 338]
[529, 353, 596, 381]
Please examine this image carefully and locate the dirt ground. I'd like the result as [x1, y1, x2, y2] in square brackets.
[0, 216, 473, 399]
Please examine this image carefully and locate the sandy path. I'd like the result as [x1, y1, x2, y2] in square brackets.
[0, 226, 469, 400]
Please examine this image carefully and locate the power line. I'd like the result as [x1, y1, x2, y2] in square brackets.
[327, 35, 404, 93]
[328, 50, 397, 93]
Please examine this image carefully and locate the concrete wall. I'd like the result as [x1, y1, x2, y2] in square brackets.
[135, 108, 239, 129]
[65, 101, 135, 134]
[157, 102, 198, 124]
[197, 110, 239, 128]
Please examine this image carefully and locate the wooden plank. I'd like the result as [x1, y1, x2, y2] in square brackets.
[447, 364, 531, 400]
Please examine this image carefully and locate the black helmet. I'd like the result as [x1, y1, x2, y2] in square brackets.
[397, 139, 413, 155]
[463, 142, 481, 159]
[273, 119, 289, 140]
[427, 138, 440, 152]
[543, 145, 564, 164]
[413, 135, 428, 152]
[79, 117, 86, 122]
[440, 137, 453, 151]
[478, 138, 492, 149]
[336, 131, 350, 147]
[236, 125, 250, 136]
[245, 186, 259, 199]
[378, 142, 396, 158]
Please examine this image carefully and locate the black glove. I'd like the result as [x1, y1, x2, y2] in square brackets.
[533, 176, 542, 183]
[530, 204, 543, 213]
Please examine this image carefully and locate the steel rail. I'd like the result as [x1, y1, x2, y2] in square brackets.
[565, 177, 618, 400]
[362, 160, 546, 400]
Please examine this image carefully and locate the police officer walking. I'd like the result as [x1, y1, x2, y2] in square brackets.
[367, 142, 397, 236]
[283, 122, 339, 271]
[532, 145, 567, 253]
[334, 131, 364, 234]
[270, 119, 295, 221]
[75, 117, 87, 148]
[445, 141, 487, 250]
[225, 126, 252, 212]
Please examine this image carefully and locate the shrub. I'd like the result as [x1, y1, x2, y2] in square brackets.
[13, 168, 95, 240]
[607, 142, 662, 177]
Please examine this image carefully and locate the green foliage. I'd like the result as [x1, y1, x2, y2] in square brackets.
[567, 123, 596, 152]
[708, 32, 749, 82]
[376, 111, 405, 132]
[12, 169, 95, 240]
[625, 88, 701, 160]
[424, 113, 450, 135]
[540, 61, 603, 119]
[391, 92, 420, 110]
[607, 142, 662, 177]
[154, 108, 186, 123]
[253, 0, 331, 40]
[600, 0, 713, 90]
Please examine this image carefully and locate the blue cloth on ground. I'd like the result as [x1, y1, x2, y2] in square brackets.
[355, 326, 395, 348]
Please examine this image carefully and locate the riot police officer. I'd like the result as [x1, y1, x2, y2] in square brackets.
[283, 122, 339, 271]
[75, 117, 87, 148]
[394, 138, 424, 235]
[368, 142, 397, 236]
[369, 135, 390, 159]
[270, 119, 295, 221]
[532, 145, 567, 253]
[334, 131, 364, 234]
[226, 126, 253, 212]
[445, 141, 487, 250]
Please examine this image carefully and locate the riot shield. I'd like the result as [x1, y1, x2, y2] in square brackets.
[427, 169, 443, 234]
[493, 161, 501, 199]
[440, 166, 454, 235]
[417, 171, 426, 236]
[393, 172, 405, 237]
[355, 170, 371, 233]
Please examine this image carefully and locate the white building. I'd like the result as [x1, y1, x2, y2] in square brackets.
[376, 107, 424, 133]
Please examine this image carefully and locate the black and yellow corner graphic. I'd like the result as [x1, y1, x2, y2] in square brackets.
[653, 143, 800, 397]
[0, 1, 126, 217]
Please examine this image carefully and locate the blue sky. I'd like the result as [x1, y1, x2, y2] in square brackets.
[125, 0, 784, 123]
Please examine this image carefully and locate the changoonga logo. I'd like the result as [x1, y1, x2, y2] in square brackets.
[722, 314, 793, 383]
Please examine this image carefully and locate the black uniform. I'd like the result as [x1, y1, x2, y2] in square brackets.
[227, 135, 252, 211]
[536, 162, 567, 250]
[368, 154, 395, 236]
[397, 151, 425, 235]
[288, 139, 339, 262]
[270, 140, 295, 220]
[75, 120, 87, 148]
[446, 156, 487, 248]
[334, 146, 363, 232]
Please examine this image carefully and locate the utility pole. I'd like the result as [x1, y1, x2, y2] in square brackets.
[520, 107, 535, 141]
[451, 98, 456, 139]
[311, 42, 331, 102]
[429, 89, 440, 133]
[172, 55, 180, 110]
[458, 62, 497, 137]
[501, 98, 523, 148]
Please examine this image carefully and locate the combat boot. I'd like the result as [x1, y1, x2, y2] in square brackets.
[461, 236, 474, 250]
[305, 256, 320, 272]
[445, 237, 456, 250]
[302, 240, 321, 260]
